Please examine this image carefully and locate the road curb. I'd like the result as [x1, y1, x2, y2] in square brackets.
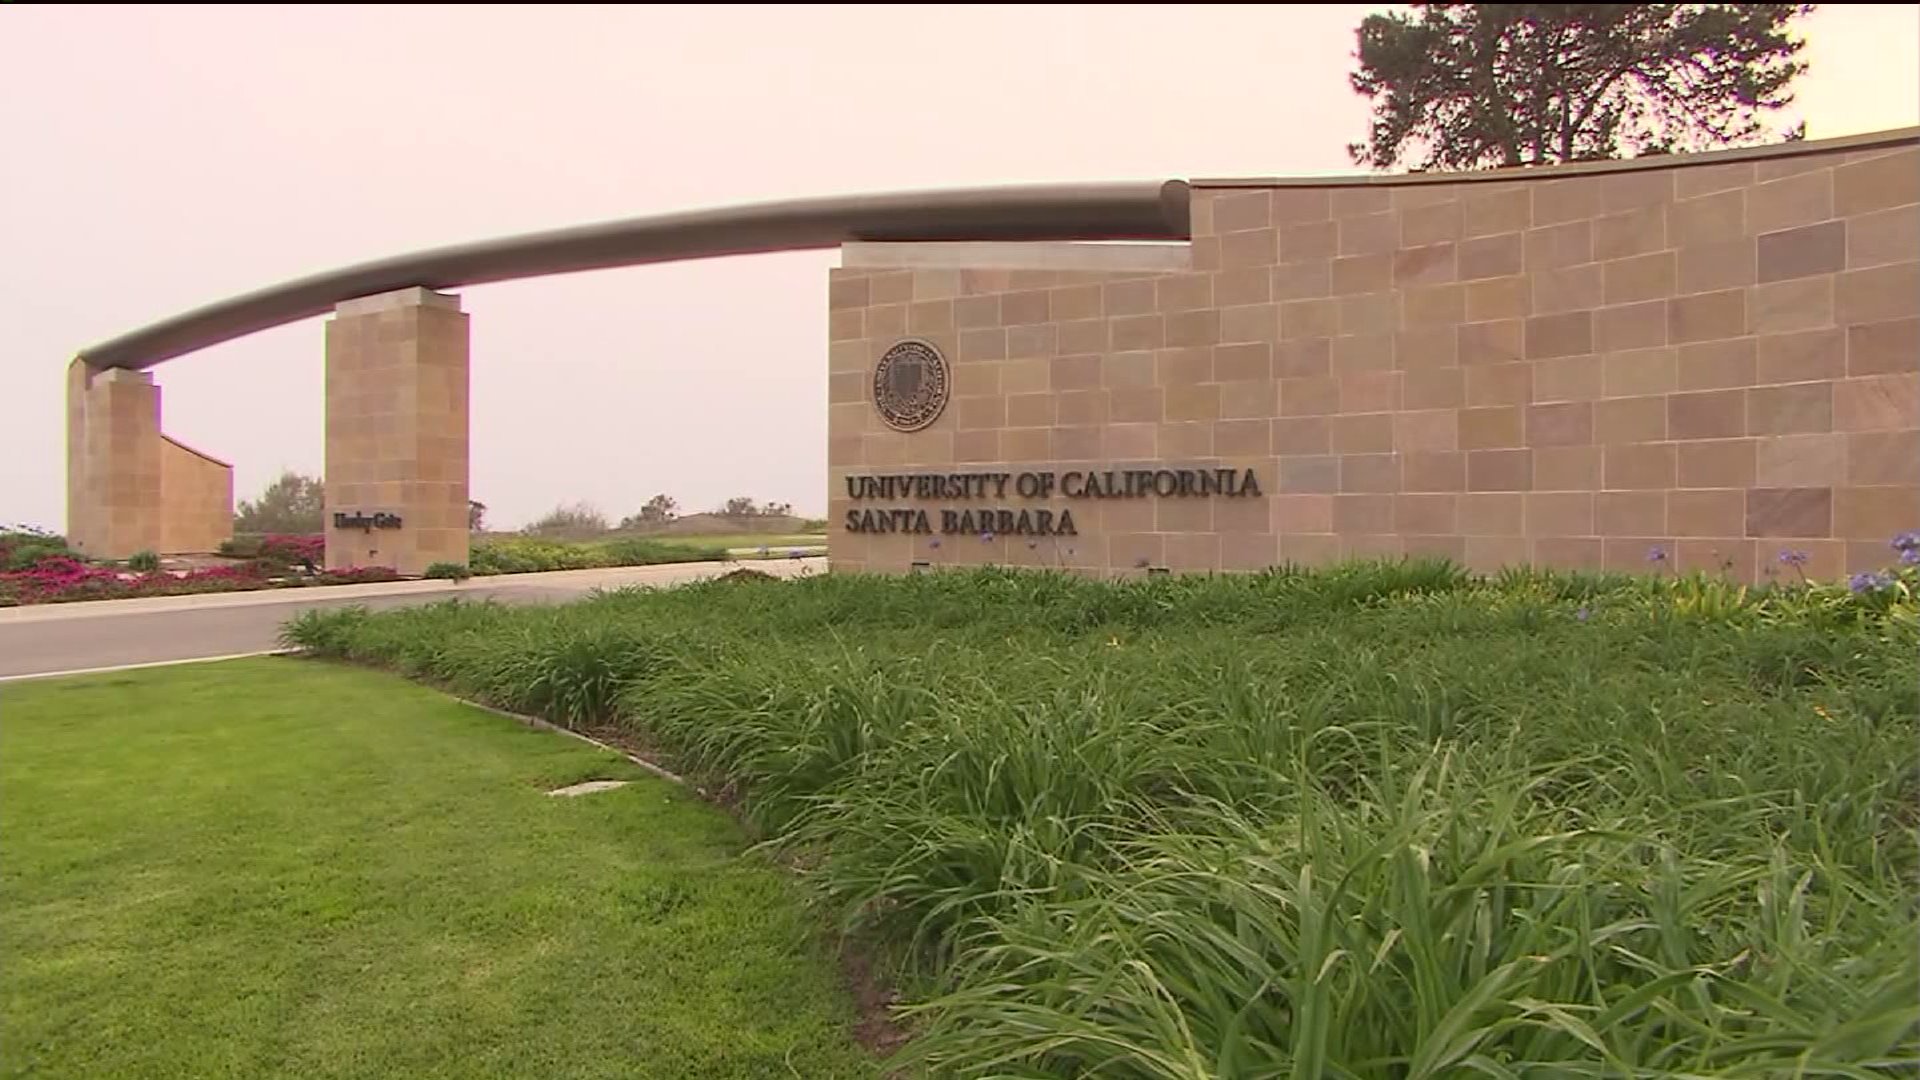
[453, 696, 695, 791]
[0, 650, 292, 684]
[0, 558, 829, 625]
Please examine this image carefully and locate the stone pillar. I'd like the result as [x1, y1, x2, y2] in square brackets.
[65, 358, 93, 552]
[323, 287, 470, 576]
[65, 362, 163, 558]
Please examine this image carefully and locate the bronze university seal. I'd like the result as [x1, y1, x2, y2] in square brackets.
[871, 338, 950, 432]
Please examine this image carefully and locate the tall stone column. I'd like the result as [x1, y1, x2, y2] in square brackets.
[65, 358, 93, 551]
[323, 287, 470, 576]
[65, 361, 163, 558]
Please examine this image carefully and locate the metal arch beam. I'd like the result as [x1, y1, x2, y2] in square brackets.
[78, 181, 1191, 370]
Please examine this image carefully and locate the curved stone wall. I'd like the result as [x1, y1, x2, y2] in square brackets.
[158, 436, 233, 555]
[827, 129, 1919, 581]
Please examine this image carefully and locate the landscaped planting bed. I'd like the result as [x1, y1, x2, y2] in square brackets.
[0, 556, 399, 605]
[0, 530, 397, 606]
[285, 554, 1920, 1076]
[0, 529, 750, 606]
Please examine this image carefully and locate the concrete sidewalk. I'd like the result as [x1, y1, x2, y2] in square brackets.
[0, 557, 826, 678]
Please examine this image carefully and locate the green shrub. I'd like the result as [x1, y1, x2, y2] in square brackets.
[126, 550, 161, 573]
[6, 544, 71, 571]
[217, 535, 264, 559]
[423, 561, 471, 581]
[0, 527, 76, 571]
[280, 560, 1920, 1076]
[597, 537, 727, 566]
[469, 538, 591, 575]
[467, 536, 722, 576]
[524, 501, 610, 537]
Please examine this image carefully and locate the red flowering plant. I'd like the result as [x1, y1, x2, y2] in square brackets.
[0, 555, 279, 606]
[0, 533, 403, 605]
[259, 534, 325, 568]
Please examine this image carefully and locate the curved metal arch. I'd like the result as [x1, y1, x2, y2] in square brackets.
[79, 181, 1191, 370]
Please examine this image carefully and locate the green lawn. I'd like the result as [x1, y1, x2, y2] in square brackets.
[0, 659, 876, 1080]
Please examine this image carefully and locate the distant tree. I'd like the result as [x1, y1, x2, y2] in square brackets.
[468, 500, 487, 531]
[234, 471, 324, 534]
[711, 497, 804, 521]
[526, 501, 609, 536]
[645, 493, 680, 524]
[618, 494, 679, 531]
[1348, 4, 1814, 171]
[716, 497, 797, 519]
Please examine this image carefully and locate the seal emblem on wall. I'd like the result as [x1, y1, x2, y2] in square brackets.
[871, 338, 950, 432]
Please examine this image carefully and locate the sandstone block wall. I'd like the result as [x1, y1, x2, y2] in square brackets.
[828, 130, 1919, 581]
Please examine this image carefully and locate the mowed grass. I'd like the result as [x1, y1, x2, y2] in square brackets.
[282, 561, 1920, 1077]
[0, 659, 875, 1080]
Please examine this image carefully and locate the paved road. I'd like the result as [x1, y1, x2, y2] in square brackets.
[0, 558, 826, 680]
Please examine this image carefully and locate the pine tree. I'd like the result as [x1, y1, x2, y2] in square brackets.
[1349, 4, 1814, 171]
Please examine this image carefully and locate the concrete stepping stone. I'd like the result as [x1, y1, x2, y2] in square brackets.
[545, 779, 630, 797]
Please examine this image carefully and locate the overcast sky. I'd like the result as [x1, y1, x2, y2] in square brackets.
[3, 5, 1915, 530]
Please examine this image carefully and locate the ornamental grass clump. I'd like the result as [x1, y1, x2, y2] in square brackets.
[280, 557, 1920, 1076]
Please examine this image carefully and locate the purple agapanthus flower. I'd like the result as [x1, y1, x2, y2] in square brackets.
[1850, 570, 1894, 595]
[1647, 546, 1668, 564]
[928, 538, 941, 550]
[1893, 531, 1920, 553]
[1575, 606, 1591, 622]
[1904, 548, 1920, 567]
[981, 531, 995, 543]
[1777, 550, 1809, 568]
